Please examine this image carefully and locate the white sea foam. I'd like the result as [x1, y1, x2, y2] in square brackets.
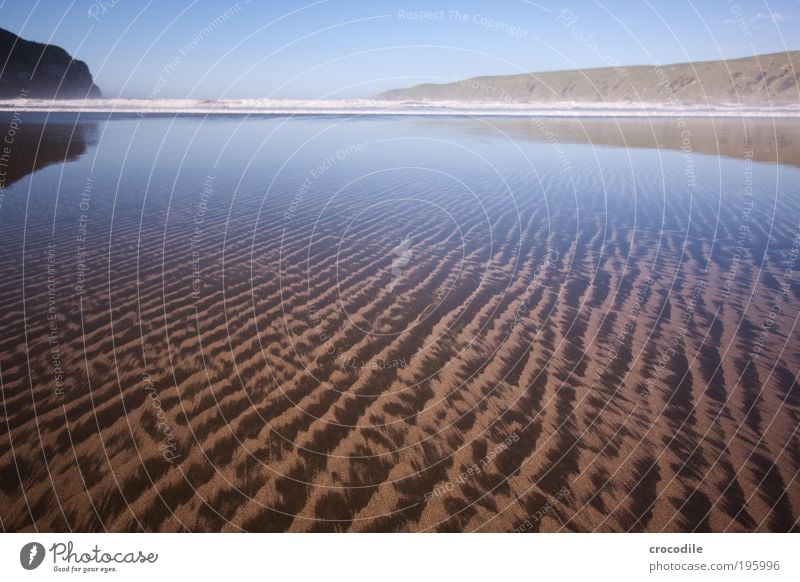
[0, 98, 798, 118]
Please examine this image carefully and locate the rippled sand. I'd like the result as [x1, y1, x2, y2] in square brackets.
[1, 115, 798, 532]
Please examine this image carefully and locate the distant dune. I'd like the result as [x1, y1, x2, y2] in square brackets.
[377, 52, 800, 106]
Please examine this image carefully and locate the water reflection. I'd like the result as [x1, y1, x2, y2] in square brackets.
[0, 113, 98, 188]
[431, 116, 800, 169]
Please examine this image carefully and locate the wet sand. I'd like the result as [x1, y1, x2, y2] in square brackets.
[1, 115, 799, 532]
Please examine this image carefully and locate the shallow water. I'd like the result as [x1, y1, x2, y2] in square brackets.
[1, 113, 799, 532]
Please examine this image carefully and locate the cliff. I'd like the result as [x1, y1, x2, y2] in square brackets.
[0, 27, 101, 99]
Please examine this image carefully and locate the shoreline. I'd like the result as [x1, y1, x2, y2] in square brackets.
[0, 98, 798, 118]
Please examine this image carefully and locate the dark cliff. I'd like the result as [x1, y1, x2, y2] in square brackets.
[0, 27, 101, 99]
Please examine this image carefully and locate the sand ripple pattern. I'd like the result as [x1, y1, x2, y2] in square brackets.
[1, 116, 799, 532]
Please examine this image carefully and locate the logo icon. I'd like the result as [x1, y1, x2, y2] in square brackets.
[20, 542, 46, 570]
[389, 234, 413, 291]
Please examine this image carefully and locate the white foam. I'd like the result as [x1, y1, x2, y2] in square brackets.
[0, 98, 798, 118]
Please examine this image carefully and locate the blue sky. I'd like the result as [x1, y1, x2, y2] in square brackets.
[1, 0, 798, 99]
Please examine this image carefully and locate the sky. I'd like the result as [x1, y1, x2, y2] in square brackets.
[1, 0, 798, 99]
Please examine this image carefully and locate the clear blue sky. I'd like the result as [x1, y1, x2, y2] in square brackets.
[1, 0, 798, 99]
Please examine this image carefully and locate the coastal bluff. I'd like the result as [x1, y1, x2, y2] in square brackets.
[0, 27, 101, 99]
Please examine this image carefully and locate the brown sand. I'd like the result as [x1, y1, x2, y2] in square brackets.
[0, 117, 799, 533]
